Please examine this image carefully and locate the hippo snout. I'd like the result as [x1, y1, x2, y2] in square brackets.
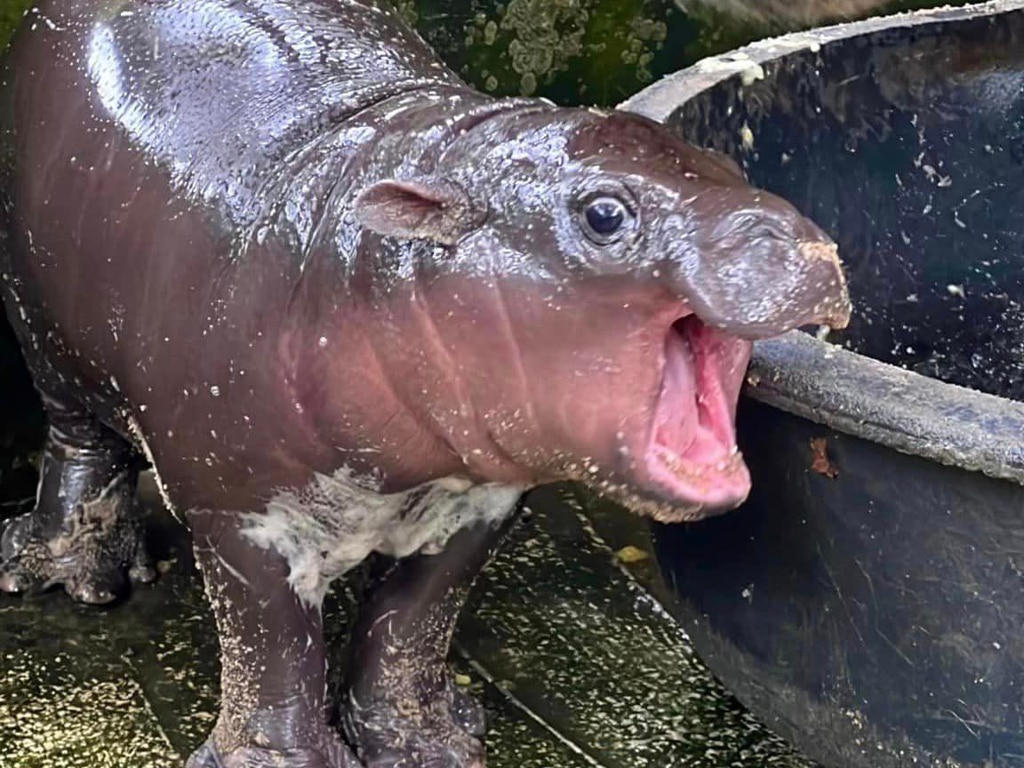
[670, 195, 851, 340]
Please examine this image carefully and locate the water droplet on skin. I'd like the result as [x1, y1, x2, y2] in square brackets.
[210, 385, 221, 397]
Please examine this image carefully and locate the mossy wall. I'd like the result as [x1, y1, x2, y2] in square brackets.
[0, 0, 966, 107]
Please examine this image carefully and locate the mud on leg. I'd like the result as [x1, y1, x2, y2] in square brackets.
[187, 510, 359, 768]
[0, 393, 152, 604]
[342, 515, 519, 768]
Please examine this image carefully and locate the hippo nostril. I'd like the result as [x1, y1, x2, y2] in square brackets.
[707, 209, 794, 245]
[748, 222, 789, 243]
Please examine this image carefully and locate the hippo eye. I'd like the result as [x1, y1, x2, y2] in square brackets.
[581, 196, 631, 244]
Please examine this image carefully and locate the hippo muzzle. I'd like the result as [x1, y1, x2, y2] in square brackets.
[666, 190, 851, 340]
[631, 191, 850, 520]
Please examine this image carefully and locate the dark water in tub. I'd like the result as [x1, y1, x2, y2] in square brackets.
[0, 0, 973, 766]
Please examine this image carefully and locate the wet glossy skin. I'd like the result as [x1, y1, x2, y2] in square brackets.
[0, 0, 848, 514]
[0, 1, 849, 766]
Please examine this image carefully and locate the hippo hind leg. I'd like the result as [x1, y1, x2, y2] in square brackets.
[342, 517, 518, 768]
[0, 392, 154, 604]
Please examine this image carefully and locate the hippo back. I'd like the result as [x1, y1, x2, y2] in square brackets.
[1, 0, 464, 230]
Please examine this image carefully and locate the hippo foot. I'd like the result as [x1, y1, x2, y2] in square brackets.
[186, 737, 360, 768]
[343, 672, 487, 768]
[0, 398, 153, 604]
[0, 499, 154, 605]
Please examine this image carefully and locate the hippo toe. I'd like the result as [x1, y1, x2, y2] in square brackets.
[344, 693, 485, 768]
[186, 740, 359, 768]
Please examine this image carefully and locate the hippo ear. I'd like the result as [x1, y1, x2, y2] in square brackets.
[353, 178, 481, 246]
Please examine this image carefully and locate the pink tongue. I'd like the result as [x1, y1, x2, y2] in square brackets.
[655, 321, 734, 464]
[655, 329, 697, 453]
[646, 317, 752, 508]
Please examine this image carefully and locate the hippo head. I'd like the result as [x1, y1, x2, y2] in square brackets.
[352, 108, 850, 522]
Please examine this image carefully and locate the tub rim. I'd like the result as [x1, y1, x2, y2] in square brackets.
[620, 0, 1024, 486]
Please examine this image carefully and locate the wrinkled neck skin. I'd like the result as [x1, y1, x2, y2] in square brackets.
[271, 94, 576, 493]
[289, 271, 695, 495]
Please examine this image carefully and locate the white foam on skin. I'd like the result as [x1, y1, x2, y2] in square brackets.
[241, 468, 525, 606]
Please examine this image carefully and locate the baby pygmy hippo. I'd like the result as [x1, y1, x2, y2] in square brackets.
[0, 2, 850, 766]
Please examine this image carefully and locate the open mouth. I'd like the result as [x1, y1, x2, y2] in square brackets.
[644, 314, 753, 511]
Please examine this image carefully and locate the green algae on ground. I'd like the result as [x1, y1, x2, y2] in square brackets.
[408, 0, 971, 107]
[412, 0, 697, 105]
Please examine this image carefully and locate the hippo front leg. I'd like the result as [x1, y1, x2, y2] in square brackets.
[187, 510, 359, 768]
[342, 517, 519, 768]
